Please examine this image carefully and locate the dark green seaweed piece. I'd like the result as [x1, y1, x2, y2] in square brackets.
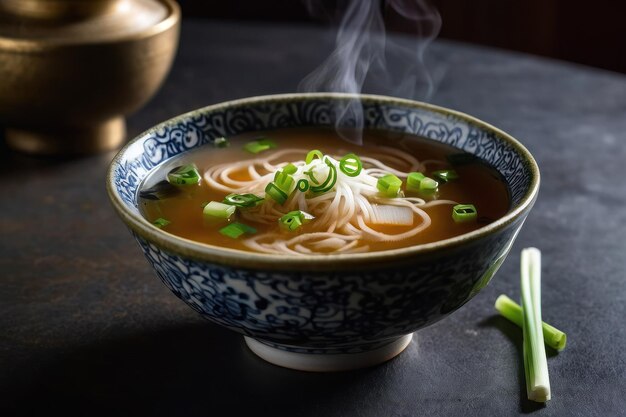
[139, 180, 182, 200]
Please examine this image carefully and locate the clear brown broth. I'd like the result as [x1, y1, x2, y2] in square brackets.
[140, 128, 510, 254]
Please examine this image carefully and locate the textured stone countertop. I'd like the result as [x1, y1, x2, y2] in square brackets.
[1, 19, 625, 417]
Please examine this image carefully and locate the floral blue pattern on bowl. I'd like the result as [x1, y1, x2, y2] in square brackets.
[107, 93, 539, 372]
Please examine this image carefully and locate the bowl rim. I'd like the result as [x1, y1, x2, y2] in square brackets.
[106, 92, 540, 270]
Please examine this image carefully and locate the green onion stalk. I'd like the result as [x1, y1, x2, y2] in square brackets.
[520, 247, 551, 402]
[495, 294, 566, 351]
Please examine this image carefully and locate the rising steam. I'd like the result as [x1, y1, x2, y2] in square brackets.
[299, 0, 442, 144]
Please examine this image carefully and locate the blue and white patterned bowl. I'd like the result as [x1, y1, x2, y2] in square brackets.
[106, 93, 539, 371]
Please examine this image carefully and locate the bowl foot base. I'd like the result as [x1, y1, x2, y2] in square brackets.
[244, 333, 413, 372]
[4, 117, 126, 155]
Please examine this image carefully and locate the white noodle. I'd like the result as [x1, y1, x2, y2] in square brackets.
[202, 146, 459, 255]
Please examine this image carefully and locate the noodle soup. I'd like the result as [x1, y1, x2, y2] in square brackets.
[139, 127, 510, 255]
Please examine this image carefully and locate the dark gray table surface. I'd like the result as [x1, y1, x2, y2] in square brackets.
[2, 19, 625, 417]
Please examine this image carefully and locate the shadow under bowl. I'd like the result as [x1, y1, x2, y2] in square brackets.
[106, 93, 540, 372]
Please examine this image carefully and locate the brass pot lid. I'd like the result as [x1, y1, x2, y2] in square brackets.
[0, 0, 175, 43]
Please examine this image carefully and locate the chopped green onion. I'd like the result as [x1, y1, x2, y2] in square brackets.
[219, 222, 257, 239]
[310, 158, 337, 193]
[200, 201, 210, 208]
[265, 182, 288, 204]
[420, 177, 438, 192]
[280, 214, 302, 231]
[274, 170, 295, 194]
[214, 137, 229, 148]
[244, 139, 276, 154]
[432, 169, 459, 183]
[520, 248, 551, 402]
[282, 163, 298, 175]
[278, 210, 314, 232]
[304, 169, 320, 184]
[406, 172, 425, 190]
[339, 153, 363, 177]
[406, 172, 438, 195]
[495, 294, 566, 351]
[305, 150, 324, 164]
[452, 204, 477, 223]
[203, 201, 236, 219]
[297, 179, 310, 192]
[377, 174, 402, 197]
[153, 218, 171, 228]
[223, 193, 264, 208]
[167, 164, 201, 186]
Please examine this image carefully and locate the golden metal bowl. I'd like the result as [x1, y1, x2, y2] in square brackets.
[0, 0, 180, 155]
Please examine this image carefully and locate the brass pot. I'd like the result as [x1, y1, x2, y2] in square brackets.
[0, 0, 180, 155]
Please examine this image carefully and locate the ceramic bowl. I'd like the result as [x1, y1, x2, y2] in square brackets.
[106, 93, 539, 372]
